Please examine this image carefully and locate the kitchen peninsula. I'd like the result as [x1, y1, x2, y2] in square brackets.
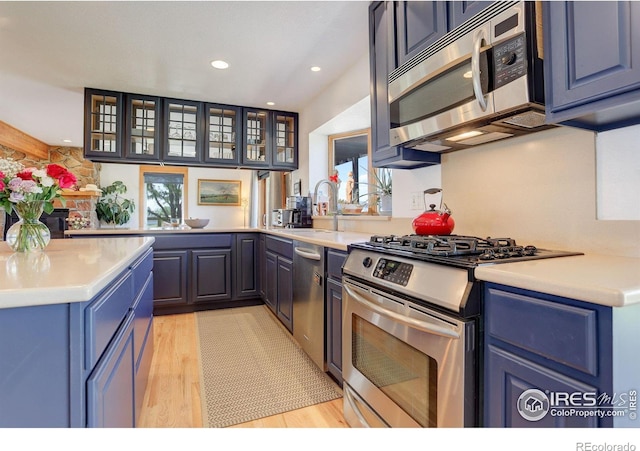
[0, 237, 154, 427]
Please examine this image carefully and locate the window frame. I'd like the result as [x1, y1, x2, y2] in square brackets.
[138, 165, 189, 228]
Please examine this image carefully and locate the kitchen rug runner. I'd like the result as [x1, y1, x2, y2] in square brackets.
[196, 305, 342, 427]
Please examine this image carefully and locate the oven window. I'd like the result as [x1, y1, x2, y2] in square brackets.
[352, 314, 438, 427]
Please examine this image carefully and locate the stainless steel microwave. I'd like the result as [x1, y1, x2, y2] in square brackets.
[389, 1, 554, 152]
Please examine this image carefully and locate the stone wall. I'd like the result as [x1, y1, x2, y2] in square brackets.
[1, 144, 101, 228]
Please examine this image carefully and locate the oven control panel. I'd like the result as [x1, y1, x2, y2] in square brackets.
[373, 258, 413, 286]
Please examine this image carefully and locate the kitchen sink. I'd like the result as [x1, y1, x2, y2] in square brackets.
[273, 228, 333, 235]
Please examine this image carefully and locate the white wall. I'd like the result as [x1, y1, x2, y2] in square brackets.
[596, 124, 640, 220]
[442, 126, 640, 257]
[295, 52, 371, 197]
[99, 163, 253, 229]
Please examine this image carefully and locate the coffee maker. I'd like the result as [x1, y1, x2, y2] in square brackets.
[285, 196, 313, 228]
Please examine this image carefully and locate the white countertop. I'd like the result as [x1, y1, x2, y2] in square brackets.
[0, 237, 155, 309]
[475, 253, 640, 307]
[265, 229, 372, 251]
[66, 227, 373, 251]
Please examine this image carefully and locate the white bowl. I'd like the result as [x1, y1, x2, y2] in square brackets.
[185, 218, 209, 229]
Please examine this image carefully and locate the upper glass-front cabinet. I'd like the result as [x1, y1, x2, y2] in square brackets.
[242, 108, 269, 168]
[84, 89, 123, 159]
[205, 104, 241, 165]
[272, 112, 297, 169]
[83, 88, 298, 170]
[124, 94, 160, 160]
[163, 99, 203, 163]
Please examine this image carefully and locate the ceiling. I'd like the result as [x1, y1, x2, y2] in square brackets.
[0, 1, 369, 147]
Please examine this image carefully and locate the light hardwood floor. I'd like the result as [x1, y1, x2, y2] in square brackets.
[137, 312, 348, 428]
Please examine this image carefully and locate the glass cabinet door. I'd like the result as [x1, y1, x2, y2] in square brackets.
[164, 100, 203, 163]
[242, 109, 269, 167]
[84, 89, 122, 158]
[272, 112, 297, 168]
[205, 104, 240, 165]
[125, 94, 160, 160]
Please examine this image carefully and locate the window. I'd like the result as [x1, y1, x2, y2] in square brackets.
[139, 165, 188, 228]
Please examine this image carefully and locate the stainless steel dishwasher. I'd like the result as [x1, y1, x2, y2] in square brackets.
[292, 240, 325, 370]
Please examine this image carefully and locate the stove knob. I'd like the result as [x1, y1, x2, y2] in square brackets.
[362, 257, 373, 268]
[524, 245, 537, 256]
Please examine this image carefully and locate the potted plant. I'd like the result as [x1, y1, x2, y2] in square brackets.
[96, 181, 135, 228]
[357, 168, 392, 215]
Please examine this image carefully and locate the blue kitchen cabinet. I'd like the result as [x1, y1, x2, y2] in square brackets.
[258, 234, 267, 302]
[394, 1, 447, 67]
[123, 93, 162, 161]
[543, 1, 640, 131]
[271, 111, 298, 170]
[84, 88, 298, 170]
[73, 233, 262, 314]
[163, 98, 204, 164]
[241, 109, 298, 170]
[369, 1, 441, 169]
[0, 248, 154, 427]
[265, 235, 294, 332]
[484, 284, 614, 428]
[153, 249, 189, 307]
[265, 250, 278, 314]
[87, 313, 136, 428]
[448, 1, 494, 29]
[276, 255, 294, 332]
[325, 248, 347, 384]
[191, 249, 232, 303]
[235, 233, 259, 300]
[241, 108, 271, 168]
[204, 102, 242, 166]
[84, 88, 124, 160]
[152, 234, 260, 313]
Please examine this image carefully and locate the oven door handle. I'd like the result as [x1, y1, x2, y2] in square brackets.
[344, 284, 460, 339]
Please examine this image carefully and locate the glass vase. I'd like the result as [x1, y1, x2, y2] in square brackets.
[5, 201, 51, 252]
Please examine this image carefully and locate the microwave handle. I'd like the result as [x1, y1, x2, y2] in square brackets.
[472, 29, 488, 111]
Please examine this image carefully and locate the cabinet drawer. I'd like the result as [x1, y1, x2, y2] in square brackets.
[266, 235, 293, 259]
[486, 288, 599, 376]
[131, 248, 153, 297]
[85, 269, 134, 369]
[152, 233, 232, 250]
[326, 249, 347, 280]
[132, 273, 154, 365]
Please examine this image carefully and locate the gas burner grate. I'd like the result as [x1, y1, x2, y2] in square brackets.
[368, 234, 528, 257]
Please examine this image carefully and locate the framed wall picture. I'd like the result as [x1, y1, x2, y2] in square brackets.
[197, 179, 241, 206]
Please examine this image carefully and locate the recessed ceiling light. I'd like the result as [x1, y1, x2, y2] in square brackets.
[266, 101, 275, 106]
[310, 66, 321, 72]
[210, 60, 229, 69]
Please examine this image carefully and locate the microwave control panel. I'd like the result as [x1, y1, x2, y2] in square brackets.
[493, 33, 527, 89]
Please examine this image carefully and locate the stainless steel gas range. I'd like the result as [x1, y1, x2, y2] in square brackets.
[341, 234, 581, 428]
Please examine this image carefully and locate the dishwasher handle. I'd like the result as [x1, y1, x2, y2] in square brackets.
[294, 247, 322, 261]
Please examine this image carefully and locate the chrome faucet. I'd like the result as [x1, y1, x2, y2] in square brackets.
[313, 179, 339, 231]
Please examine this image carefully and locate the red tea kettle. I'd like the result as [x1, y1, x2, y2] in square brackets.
[412, 188, 455, 235]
